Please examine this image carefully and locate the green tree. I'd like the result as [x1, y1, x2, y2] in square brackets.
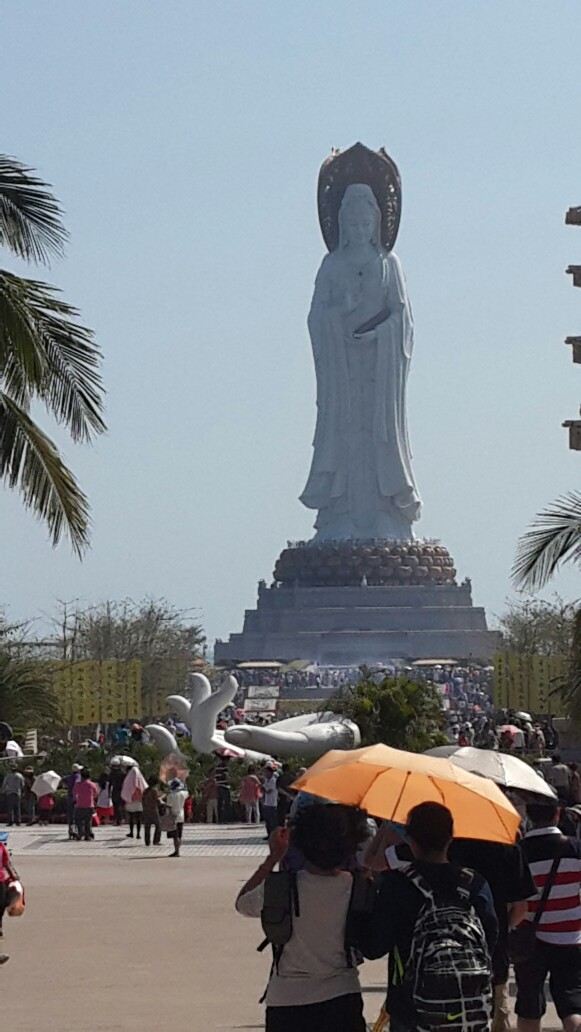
[47, 597, 206, 715]
[0, 652, 59, 731]
[497, 596, 576, 656]
[331, 672, 446, 751]
[513, 493, 581, 719]
[50, 597, 205, 661]
[0, 155, 105, 554]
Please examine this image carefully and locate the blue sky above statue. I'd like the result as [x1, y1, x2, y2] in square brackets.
[0, 2, 579, 644]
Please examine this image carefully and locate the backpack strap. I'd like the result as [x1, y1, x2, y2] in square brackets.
[405, 864, 475, 905]
[456, 866, 476, 902]
[531, 852, 561, 928]
[404, 865, 436, 903]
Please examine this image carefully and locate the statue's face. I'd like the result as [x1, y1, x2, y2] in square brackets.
[342, 201, 376, 246]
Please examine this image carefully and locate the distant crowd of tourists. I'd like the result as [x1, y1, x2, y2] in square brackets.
[1, 759, 190, 857]
[0, 755, 303, 844]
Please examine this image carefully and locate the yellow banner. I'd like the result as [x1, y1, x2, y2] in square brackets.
[50, 659, 144, 727]
[493, 652, 568, 716]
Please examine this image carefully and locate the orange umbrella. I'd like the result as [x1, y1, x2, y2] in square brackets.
[293, 743, 520, 845]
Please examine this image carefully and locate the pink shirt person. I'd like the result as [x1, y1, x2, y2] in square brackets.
[73, 777, 98, 809]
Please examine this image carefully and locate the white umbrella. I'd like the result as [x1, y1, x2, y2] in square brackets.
[32, 771, 61, 798]
[448, 747, 557, 801]
[424, 744, 461, 758]
[3, 740, 23, 759]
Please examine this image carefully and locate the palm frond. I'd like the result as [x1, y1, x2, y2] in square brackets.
[0, 391, 90, 555]
[0, 270, 46, 388]
[513, 491, 581, 591]
[0, 652, 60, 728]
[0, 270, 106, 441]
[0, 155, 67, 264]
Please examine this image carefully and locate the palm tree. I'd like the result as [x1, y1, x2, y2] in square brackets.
[512, 491, 581, 592]
[513, 491, 581, 710]
[0, 652, 60, 731]
[0, 154, 105, 554]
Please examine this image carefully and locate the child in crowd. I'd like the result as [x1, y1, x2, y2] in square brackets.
[96, 774, 114, 825]
[36, 792, 55, 826]
[166, 778, 189, 858]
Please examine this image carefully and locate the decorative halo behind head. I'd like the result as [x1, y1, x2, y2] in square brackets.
[317, 142, 402, 253]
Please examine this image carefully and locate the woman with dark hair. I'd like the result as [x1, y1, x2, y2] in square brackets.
[235, 802, 369, 1032]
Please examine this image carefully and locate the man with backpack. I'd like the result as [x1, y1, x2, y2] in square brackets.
[235, 802, 371, 1032]
[354, 802, 498, 1032]
[364, 821, 535, 1032]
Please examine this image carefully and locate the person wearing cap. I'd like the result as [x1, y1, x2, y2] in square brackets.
[61, 763, 83, 837]
[165, 778, 189, 858]
[73, 768, 99, 842]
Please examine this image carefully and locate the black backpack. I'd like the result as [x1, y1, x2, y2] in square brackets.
[404, 866, 492, 1032]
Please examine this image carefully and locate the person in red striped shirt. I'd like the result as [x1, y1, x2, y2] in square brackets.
[515, 801, 581, 1032]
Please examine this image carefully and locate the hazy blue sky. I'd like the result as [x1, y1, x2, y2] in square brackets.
[1, 1, 580, 647]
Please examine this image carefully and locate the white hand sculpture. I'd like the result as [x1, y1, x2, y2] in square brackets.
[146, 674, 265, 760]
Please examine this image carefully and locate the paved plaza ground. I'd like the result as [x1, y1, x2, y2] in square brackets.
[1, 824, 559, 1031]
[2, 824, 388, 1032]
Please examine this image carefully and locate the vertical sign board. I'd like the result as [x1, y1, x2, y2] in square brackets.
[50, 659, 144, 726]
[493, 652, 568, 716]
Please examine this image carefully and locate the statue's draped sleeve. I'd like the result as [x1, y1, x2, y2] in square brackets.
[373, 253, 419, 518]
[302, 254, 350, 503]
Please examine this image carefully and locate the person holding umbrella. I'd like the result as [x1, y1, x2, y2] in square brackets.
[32, 771, 61, 827]
[365, 816, 535, 1032]
[108, 757, 125, 826]
[352, 802, 498, 1032]
[121, 761, 147, 840]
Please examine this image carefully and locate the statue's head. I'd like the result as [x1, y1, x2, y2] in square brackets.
[338, 183, 381, 249]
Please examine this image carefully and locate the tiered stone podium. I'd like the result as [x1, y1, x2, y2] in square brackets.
[214, 541, 499, 664]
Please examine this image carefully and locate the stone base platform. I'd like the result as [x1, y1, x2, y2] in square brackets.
[215, 580, 500, 665]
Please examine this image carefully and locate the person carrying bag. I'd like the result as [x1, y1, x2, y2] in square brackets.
[512, 801, 581, 1031]
[508, 853, 561, 964]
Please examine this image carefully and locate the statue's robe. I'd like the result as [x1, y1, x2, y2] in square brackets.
[301, 249, 421, 541]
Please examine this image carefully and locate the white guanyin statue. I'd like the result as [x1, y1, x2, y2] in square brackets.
[301, 146, 422, 542]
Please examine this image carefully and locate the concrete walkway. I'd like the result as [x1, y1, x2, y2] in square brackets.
[1, 824, 559, 1031]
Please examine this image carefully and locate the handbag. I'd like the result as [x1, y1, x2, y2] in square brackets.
[159, 810, 176, 834]
[508, 851, 561, 964]
[6, 879, 25, 917]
